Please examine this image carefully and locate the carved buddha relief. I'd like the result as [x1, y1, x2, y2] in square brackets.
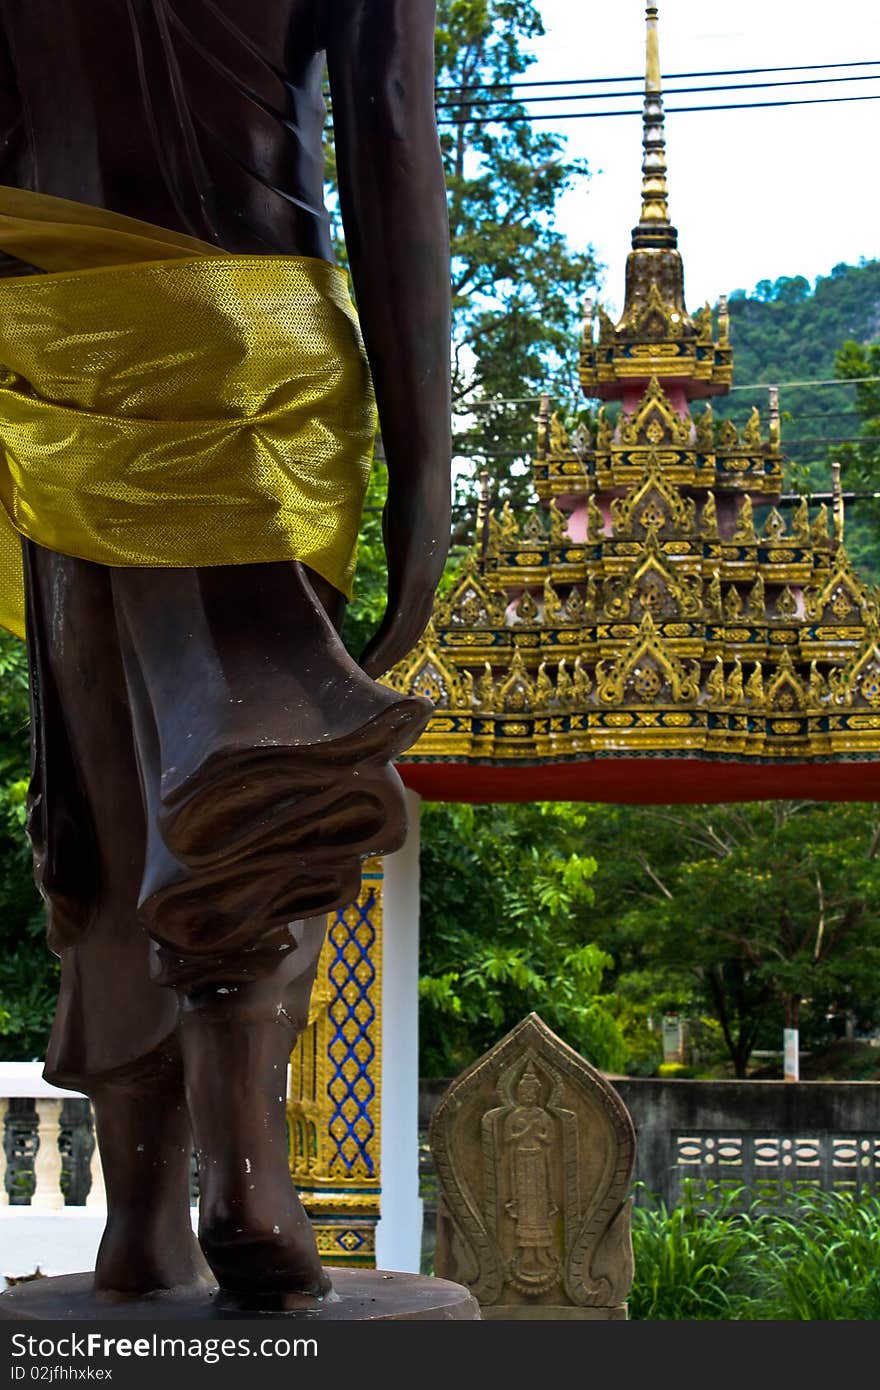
[430, 1014, 636, 1319]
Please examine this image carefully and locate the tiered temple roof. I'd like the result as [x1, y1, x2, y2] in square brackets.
[387, 5, 880, 803]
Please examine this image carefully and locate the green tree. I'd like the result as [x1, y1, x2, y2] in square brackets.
[718, 259, 880, 519]
[328, 1, 597, 536]
[437, 0, 596, 522]
[339, 2, 598, 631]
[0, 631, 53, 1060]
[418, 800, 625, 1077]
[600, 802, 880, 1077]
[833, 338, 880, 578]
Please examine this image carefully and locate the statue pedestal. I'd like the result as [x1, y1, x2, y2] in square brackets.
[0, 1270, 480, 1321]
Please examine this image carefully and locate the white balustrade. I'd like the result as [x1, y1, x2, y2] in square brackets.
[85, 1134, 106, 1210]
[31, 1098, 65, 1210]
[0, 1062, 106, 1283]
[0, 1061, 198, 1285]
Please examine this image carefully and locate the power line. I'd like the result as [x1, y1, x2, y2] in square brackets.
[453, 379, 880, 414]
[453, 436, 880, 460]
[326, 61, 880, 103]
[452, 415, 870, 442]
[436, 91, 880, 124]
[434, 60, 880, 96]
[732, 376, 880, 390]
[435, 72, 880, 111]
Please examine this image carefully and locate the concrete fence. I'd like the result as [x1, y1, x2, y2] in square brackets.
[611, 1076, 880, 1207]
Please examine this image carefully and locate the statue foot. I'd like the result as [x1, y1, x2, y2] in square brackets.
[88, 1052, 214, 1303]
[94, 1216, 216, 1302]
[198, 1200, 332, 1299]
[178, 938, 332, 1301]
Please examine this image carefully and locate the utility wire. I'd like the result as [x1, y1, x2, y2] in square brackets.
[452, 436, 880, 460]
[455, 379, 880, 412]
[435, 72, 880, 111]
[325, 61, 880, 103]
[434, 60, 880, 96]
[435, 91, 880, 124]
[733, 376, 880, 390]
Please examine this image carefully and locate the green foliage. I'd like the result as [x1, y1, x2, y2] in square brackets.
[569, 802, 880, 1078]
[332, 2, 598, 635]
[630, 1184, 880, 1320]
[747, 1191, 880, 1320]
[437, 0, 596, 518]
[0, 630, 53, 1061]
[417, 798, 880, 1081]
[833, 338, 880, 578]
[418, 800, 625, 1076]
[630, 1184, 757, 1320]
[720, 260, 880, 516]
[341, 461, 390, 660]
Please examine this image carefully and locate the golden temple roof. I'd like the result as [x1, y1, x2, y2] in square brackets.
[388, 5, 880, 802]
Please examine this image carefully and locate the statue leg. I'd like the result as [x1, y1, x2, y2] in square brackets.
[105, 559, 422, 1298]
[22, 541, 209, 1298]
[89, 1048, 214, 1298]
[177, 923, 331, 1300]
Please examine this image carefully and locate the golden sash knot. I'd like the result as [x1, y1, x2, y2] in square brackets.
[0, 188, 376, 637]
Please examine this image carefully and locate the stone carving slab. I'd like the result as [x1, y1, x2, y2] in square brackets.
[430, 1013, 635, 1319]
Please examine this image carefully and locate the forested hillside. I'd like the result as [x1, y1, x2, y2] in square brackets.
[718, 258, 880, 485]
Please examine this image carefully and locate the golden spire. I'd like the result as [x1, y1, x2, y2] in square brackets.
[634, 5, 676, 250]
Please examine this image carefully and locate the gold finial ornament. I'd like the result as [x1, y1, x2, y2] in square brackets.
[595, 406, 613, 451]
[577, 4, 733, 395]
[636, 5, 672, 240]
[768, 385, 781, 447]
[743, 407, 762, 449]
[645, 5, 661, 92]
[535, 395, 551, 461]
[477, 468, 491, 557]
[732, 495, 755, 544]
[832, 460, 845, 541]
[792, 496, 811, 545]
[581, 298, 594, 345]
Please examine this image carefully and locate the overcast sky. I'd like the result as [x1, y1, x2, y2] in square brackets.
[524, 0, 880, 315]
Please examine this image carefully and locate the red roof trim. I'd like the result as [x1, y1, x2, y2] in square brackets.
[397, 759, 880, 805]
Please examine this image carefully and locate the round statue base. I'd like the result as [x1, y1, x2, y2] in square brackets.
[0, 1270, 480, 1321]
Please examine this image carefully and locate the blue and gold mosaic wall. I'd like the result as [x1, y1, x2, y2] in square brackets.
[288, 861, 383, 1267]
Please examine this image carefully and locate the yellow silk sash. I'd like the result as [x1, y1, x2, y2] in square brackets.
[0, 187, 376, 637]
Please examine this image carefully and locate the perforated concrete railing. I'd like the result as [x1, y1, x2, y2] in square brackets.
[611, 1076, 880, 1209]
[673, 1132, 880, 1203]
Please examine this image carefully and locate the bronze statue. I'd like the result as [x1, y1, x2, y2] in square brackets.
[0, 0, 450, 1308]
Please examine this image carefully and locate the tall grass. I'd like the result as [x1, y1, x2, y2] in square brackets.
[630, 1183, 880, 1320]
